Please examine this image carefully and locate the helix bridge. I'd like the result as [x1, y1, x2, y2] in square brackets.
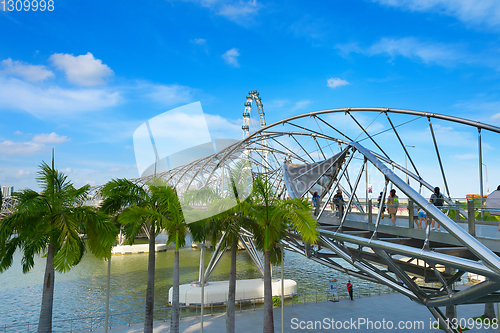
[3, 92, 500, 332]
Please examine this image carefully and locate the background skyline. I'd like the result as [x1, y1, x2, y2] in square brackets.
[1, 0, 500, 197]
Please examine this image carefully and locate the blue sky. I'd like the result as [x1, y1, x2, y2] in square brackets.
[1, 0, 500, 196]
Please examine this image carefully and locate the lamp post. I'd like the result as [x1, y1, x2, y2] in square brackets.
[482, 163, 489, 193]
[404, 145, 415, 185]
[104, 241, 117, 333]
[279, 243, 285, 333]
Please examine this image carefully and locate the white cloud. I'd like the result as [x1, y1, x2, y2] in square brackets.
[291, 100, 312, 111]
[0, 132, 69, 156]
[369, 37, 462, 65]
[49, 52, 114, 86]
[32, 132, 69, 144]
[147, 84, 196, 106]
[204, 113, 241, 139]
[0, 140, 45, 156]
[266, 99, 289, 109]
[337, 37, 466, 67]
[218, 0, 261, 21]
[1, 58, 54, 82]
[15, 169, 31, 178]
[0, 77, 121, 117]
[222, 48, 240, 67]
[107, 167, 122, 173]
[372, 0, 500, 29]
[187, 0, 262, 24]
[327, 78, 349, 89]
[492, 113, 500, 120]
[191, 38, 207, 45]
[452, 153, 478, 160]
[14, 130, 23, 135]
[61, 167, 72, 174]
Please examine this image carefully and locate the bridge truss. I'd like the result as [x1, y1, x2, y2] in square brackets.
[3, 107, 500, 332]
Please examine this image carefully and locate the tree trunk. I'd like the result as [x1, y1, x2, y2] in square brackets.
[484, 302, 496, 319]
[263, 249, 274, 333]
[38, 242, 55, 333]
[144, 226, 155, 333]
[226, 241, 237, 333]
[170, 249, 180, 333]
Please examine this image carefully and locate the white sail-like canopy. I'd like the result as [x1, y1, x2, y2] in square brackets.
[283, 151, 346, 198]
[486, 189, 500, 216]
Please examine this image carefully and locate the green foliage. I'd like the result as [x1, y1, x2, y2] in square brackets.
[475, 211, 500, 222]
[0, 160, 117, 274]
[248, 175, 319, 261]
[272, 296, 281, 307]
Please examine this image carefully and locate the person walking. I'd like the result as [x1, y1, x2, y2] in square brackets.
[386, 189, 399, 226]
[347, 280, 354, 301]
[430, 187, 444, 231]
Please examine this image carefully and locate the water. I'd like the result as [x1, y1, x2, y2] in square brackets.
[0, 242, 372, 331]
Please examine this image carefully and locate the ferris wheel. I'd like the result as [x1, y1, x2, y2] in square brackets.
[242, 90, 266, 138]
[242, 90, 268, 171]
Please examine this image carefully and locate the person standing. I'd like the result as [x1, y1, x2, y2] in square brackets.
[430, 187, 444, 231]
[312, 191, 321, 216]
[347, 280, 354, 301]
[386, 189, 399, 226]
[333, 189, 344, 218]
[417, 206, 427, 229]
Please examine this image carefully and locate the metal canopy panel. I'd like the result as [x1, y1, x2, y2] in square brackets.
[486, 190, 500, 216]
[283, 151, 345, 198]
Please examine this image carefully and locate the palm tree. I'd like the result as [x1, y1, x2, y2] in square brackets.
[158, 187, 188, 333]
[100, 178, 176, 333]
[183, 161, 254, 333]
[0, 158, 117, 333]
[249, 174, 319, 333]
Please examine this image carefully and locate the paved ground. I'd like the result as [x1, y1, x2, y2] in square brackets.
[83, 292, 499, 332]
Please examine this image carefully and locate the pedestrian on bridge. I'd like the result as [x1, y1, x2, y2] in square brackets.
[333, 189, 344, 218]
[347, 280, 354, 301]
[387, 189, 399, 226]
[312, 191, 320, 216]
[430, 187, 444, 231]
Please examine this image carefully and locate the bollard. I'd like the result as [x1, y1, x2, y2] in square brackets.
[468, 199, 476, 236]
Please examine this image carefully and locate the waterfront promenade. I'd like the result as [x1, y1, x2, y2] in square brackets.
[83, 292, 498, 332]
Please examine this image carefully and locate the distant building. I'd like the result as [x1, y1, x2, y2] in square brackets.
[2, 186, 14, 197]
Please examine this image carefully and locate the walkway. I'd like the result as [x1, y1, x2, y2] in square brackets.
[83, 293, 498, 332]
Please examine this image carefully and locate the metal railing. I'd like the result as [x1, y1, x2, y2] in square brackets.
[1, 283, 400, 332]
[315, 197, 500, 239]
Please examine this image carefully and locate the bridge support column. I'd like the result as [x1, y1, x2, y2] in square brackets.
[368, 199, 372, 224]
[408, 199, 414, 229]
[467, 199, 476, 236]
[445, 266, 457, 321]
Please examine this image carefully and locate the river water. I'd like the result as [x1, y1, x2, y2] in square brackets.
[0, 239, 373, 331]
